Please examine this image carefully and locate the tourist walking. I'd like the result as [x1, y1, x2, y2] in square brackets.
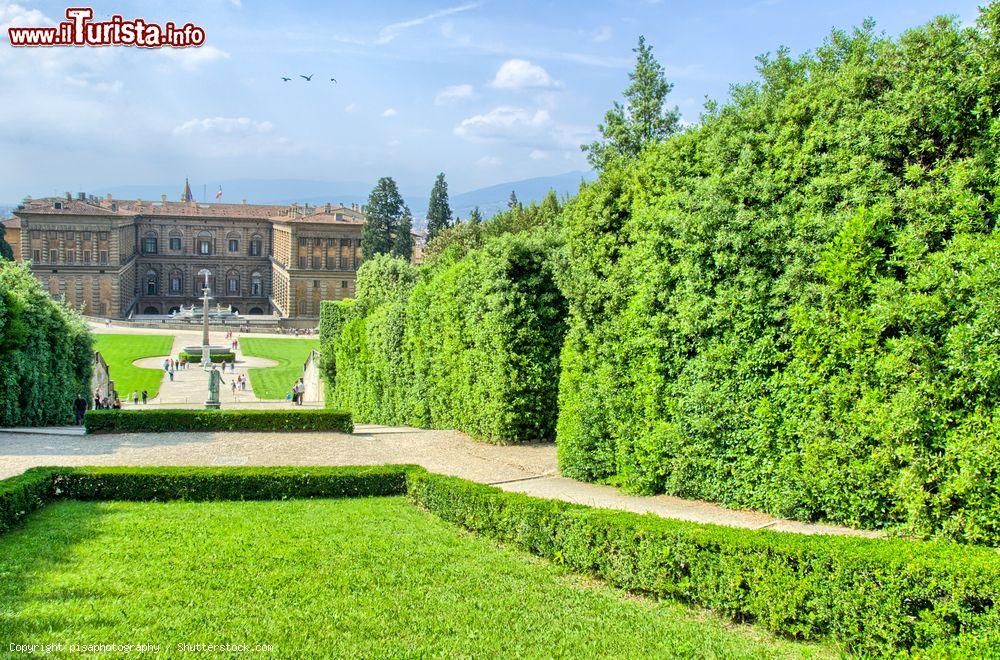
[141, 390, 148, 404]
[131, 390, 138, 405]
[73, 394, 87, 425]
[168, 367, 174, 382]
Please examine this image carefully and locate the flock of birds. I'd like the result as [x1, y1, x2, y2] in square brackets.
[281, 74, 337, 83]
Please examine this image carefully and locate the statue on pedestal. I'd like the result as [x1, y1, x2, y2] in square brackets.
[206, 366, 224, 409]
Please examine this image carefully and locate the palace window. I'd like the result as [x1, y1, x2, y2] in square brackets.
[82, 231, 91, 240]
[32, 249, 40, 261]
[49, 250, 57, 263]
[298, 256, 307, 269]
[227, 272, 240, 294]
[341, 280, 348, 288]
[83, 251, 91, 263]
[142, 232, 158, 254]
[197, 231, 212, 256]
[170, 274, 182, 294]
[145, 270, 158, 296]
[66, 231, 74, 240]
[66, 251, 75, 264]
[99, 251, 108, 264]
[169, 236, 182, 251]
[251, 272, 262, 296]
[249, 235, 262, 256]
[228, 239, 239, 252]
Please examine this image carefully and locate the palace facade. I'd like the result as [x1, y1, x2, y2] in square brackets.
[12, 185, 379, 320]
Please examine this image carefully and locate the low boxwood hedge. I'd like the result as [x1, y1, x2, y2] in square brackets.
[178, 351, 236, 364]
[406, 471, 1000, 656]
[84, 409, 353, 434]
[0, 466, 412, 534]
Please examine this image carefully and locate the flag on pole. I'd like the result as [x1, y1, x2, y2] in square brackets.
[214, 186, 223, 200]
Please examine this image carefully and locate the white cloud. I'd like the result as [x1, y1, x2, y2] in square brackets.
[173, 117, 273, 136]
[476, 155, 501, 167]
[158, 45, 230, 71]
[491, 59, 556, 90]
[382, 107, 397, 117]
[454, 106, 550, 141]
[375, 2, 479, 45]
[344, 103, 356, 113]
[434, 83, 474, 105]
[529, 149, 549, 160]
[387, 139, 401, 147]
[592, 26, 613, 43]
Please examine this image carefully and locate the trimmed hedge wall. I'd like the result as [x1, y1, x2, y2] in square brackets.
[557, 12, 1000, 544]
[322, 232, 567, 443]
[84, 409, 353, 434]
[0, 260, 92, 426]
[0, 466, 411, 534]
[407, 470, 1000, 656]
[178, 351, 236, 364]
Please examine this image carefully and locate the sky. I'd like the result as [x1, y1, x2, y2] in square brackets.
[0, 0, 985, 203]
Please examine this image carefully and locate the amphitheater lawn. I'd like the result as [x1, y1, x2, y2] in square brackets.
[92, 333, 173, 399]
[0, 498, 832, 658]
[240, 337, 319, 399]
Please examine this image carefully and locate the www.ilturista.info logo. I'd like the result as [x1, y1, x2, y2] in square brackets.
[7, 7, 206, 48]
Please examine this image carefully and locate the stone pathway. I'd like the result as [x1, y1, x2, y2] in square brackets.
[0, 424, 880, 539]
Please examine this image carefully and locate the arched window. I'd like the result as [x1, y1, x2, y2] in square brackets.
[168, 230, 183, 252]
[226, 269, 240, 295]
[227, 231, 240, 253]
[298, 300, 308, 315]
[249, 234, 263, 257]
[143, 305, 159, 315]
[145, 270, 158, 296]
[251, 271, 262, 296]
[197, 230, 213, 256]
[168, 269, 183, 295]
[142, 231, 158, 255]
[249, 307, 264, 315]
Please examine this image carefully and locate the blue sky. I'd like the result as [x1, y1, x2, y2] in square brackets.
[0, 0, 984, 203]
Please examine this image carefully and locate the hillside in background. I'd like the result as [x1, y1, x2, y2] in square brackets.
[63, 172, 595, 229]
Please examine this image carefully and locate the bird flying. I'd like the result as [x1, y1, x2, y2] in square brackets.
[281, 77, 291, 82]
[300, 74, 314, 81]
[330, 78, 337, 83]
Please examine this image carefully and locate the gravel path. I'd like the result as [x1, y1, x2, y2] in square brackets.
[0, 424, 879, 538]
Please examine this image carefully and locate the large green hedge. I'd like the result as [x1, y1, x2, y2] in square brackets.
[84, 409, 353, 434]
[0, 260, 92, 426]
[322, 229, 567, 443]
[407, 470, 1000, 656]
[557, 11, 1000, 543]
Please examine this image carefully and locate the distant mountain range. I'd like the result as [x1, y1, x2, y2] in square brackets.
[69, 171, 596, 229]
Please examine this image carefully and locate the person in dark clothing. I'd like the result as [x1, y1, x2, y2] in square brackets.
[73, 395, 88, 425]
[141, 390, 148, 404]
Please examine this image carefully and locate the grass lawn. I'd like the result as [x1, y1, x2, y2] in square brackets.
[0, 498, 831, 658]
[92, 334, 174, 399]
[240, 337, 319, 400]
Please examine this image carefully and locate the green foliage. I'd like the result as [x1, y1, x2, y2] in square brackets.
[0, 260, 92, 426]
[0, 468, 55, 534]
[177, 350, 235, 364]
[558, 14, 1000, 543]
[582, 35, 680, 170]
[408, 470, 1000, 655]
[84, 409, 353, 434]
[323, 228, 567, 443]
[362, 176, 413, 260]
[425, 172, 453, 240]
[0, 222, 12, 261]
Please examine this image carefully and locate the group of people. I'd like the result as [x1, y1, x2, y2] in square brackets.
[289, 378, 307, 405]
[283, 328, 315, 336]
[162, 357, 188, 382]
[230, 372, 250, 394]
[130, 390, 149, 405]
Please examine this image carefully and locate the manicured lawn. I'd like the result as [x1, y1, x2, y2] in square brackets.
[240, 337, 319, 400]
[92, 334, 173, 399]
[0, 498, 831, 658]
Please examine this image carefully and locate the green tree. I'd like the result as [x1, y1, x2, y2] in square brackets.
[362, 177, 410, 260]
[426, 173, 453, 240]
[507, 191, 520, 210]
[392, 205, 414, 261]
[0, 222, 12, 261]
[469, 206, 483, 225]
[582, 35, 679, 170]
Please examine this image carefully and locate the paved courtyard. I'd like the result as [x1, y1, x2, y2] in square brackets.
[0, 423, 879, 538]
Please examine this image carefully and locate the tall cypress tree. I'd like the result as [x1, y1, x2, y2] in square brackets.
[469, 206, 483, 225]
[392, 205, 414, 261]
[425, 172, 453, 240]
[582, 35, 679, 170]
[507, 190, 520, 210]
[362, 177, 406, 260]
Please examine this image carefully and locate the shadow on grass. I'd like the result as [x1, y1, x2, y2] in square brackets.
[0, 502, 119, 640]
